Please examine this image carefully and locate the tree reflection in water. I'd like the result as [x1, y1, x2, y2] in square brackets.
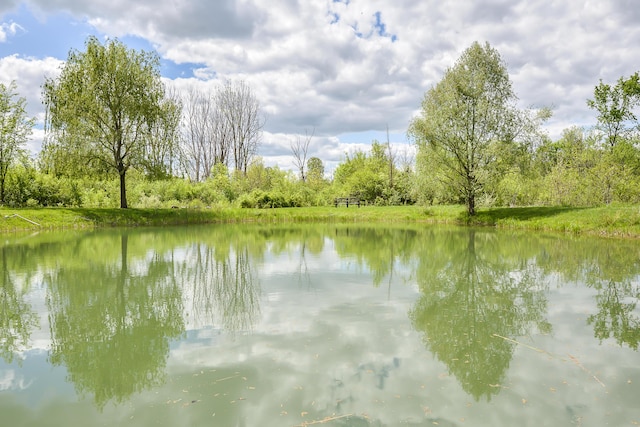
[410, 229, 551, 401]
[588, 279, 640, 350]
[538, 236, 640, 351]
[0, 246, 39, 365]
[5, 223, 640, 418]
[180, 238, 261, 332]
[38, 225, 264, 409]
[46, 232, 185, 409]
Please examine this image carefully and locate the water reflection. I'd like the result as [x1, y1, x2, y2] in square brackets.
[334, 226, 417, 288]
[536, 237, 640, 350]
[180, 238, 261, 332]
[45, 232, 185, 409]
[1, 224, 640, 424]
[36, 226, 265, 408]
[410, 229, 551, 401]
[0, 246, 39, 364]
[588, 279, 640, 350]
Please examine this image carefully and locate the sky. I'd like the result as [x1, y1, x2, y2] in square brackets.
[0, 0, 639, 174]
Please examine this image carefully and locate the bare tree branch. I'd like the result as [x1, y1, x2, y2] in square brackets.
[291, 127, 314, 182]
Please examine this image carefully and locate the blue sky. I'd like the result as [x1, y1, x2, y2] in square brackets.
[0, 5, 91, 58]
[0, 5, 200, 79]
[1, 0, 639, 173]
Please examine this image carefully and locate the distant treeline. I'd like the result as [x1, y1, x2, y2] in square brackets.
[0, 38, 639, 212]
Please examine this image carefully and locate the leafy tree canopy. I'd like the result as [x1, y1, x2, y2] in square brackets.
[409, 41, 548, 215]
[43, 36, 177, 208]
[587, 72, 640, 147]
[0, 81, 34, 204]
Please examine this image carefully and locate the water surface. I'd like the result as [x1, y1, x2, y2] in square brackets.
[1, 224, 639, 426]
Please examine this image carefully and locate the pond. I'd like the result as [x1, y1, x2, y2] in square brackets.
[1, 223, 639, 426]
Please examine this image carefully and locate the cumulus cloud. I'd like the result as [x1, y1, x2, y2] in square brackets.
[0, 54, 61, 111]
[0, 54, 63, 154]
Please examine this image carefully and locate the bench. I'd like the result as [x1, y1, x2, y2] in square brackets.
[334, 196, 362, 207]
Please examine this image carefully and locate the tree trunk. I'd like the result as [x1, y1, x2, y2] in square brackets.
[119, 170, 128, 208]
[467, 189, 476, 216]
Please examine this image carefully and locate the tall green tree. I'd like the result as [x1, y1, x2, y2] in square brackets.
[43, 36, 173, 208]
[0, 81, 34, 204]
[409, 41, 529, 215]
[587, 72, 640, 147]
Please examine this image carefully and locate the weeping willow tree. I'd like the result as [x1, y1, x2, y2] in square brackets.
[42, 36, 178, 208]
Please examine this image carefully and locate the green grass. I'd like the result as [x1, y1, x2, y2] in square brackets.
[471, 205, 640, 237]
[2, 204, 640, 239]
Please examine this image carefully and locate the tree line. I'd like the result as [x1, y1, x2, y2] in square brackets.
[1, 37, 639, 213]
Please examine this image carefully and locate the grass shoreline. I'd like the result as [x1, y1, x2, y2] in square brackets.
[2, 205, 640, 239]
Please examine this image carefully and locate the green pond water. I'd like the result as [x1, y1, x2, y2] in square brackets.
[1, 223, 639, 426]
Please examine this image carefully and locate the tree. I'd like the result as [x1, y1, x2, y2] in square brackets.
[179, 86, 221, 182]
[307, 156, 325, 182]
[385, 125, 396, 189]
[141, 90, 182, 180]
[43, 36, 171, 208]
[216, 80, 264, 174]
[409, 41, 523, 215]
[0, 81, 34, 204]
[587, 72, 640, 147]
[179, 81, 264, 180]
[332, 141, 401, 204]
[291, 128, 314, 182]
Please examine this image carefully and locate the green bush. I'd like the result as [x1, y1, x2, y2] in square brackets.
[236, 189, 304, 209]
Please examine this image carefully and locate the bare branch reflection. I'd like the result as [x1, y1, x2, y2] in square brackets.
[181, 238, 261, 332]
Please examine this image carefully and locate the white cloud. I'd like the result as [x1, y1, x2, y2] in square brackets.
[0, 54, 61, 111]
[0, 20, 23, 42]
[0, 54, 63, 154]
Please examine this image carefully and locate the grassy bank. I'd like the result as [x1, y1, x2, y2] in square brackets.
[2, 204, 640, 238]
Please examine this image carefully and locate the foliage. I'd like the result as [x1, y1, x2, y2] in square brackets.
[4, 37, 640, 215]
[0, 81, 35, 204]
[331, 141, 411, 205]
[410, 41, 548, 215]
[307, 156, 325, 186]
[412, 148, 458, 206]
[140, 95, 182, 180]
[42, 36, 178, 208]
[237, 189, 302, 209]
[587, 72, 640, 147]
